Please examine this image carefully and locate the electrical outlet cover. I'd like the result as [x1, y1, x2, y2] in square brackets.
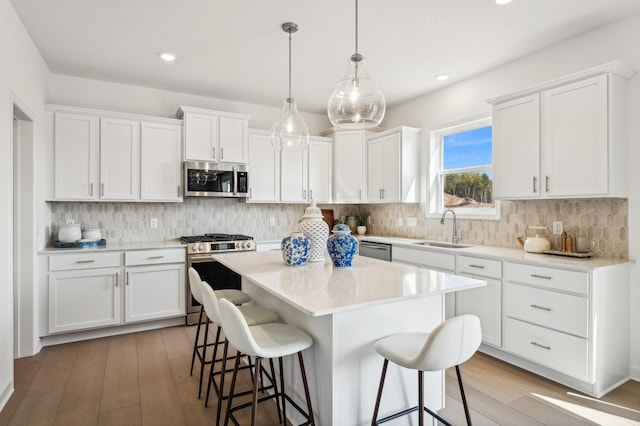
[552, 221, 563, 235]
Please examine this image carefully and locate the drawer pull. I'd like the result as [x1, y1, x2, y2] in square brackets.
[469, 264, 485, 269]
[147, 256, 165, 259]
[530, 304, 551, 311]
[530, 274, 552, 280]
[75, 260, 96, 264]
[530, 341, 551, 351]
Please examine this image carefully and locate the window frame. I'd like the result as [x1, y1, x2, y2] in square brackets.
[427, 116, 499, 220]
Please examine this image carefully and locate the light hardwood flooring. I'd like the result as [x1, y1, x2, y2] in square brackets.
[1, 325, 639, 425]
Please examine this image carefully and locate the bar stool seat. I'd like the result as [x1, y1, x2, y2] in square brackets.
[371, 314, 481, 426]
[219, 297, 315, 426]
[215, 289, 251, 305]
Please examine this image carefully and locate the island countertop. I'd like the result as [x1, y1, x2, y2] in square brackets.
[212, 250, 486, 317]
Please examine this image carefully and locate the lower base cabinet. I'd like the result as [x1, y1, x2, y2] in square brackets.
[47, 247, 185, 335]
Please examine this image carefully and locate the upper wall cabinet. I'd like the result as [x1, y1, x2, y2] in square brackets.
[333, 130, 369, 203]
[176, 106, 250, 163]
[488, 62, 636, 200]
[367, 127, 420, 203]
[48, 105, 183, 202]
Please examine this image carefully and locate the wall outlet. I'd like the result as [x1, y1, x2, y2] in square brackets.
[407, 217, 418, 227]
[150, 218, 158, 229]
[552, 221, 563, 235]
[269, 217, 275, 226]
[397, 217, 403, 226]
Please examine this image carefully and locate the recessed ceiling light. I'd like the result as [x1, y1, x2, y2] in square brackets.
[435, 74, 449, 81]
[494, 0, 513, 5]
[160, 52, 176, 62]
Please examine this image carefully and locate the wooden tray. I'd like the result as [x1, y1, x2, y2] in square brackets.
[543, 249, 592, 258]
[321, 209, 334, 231]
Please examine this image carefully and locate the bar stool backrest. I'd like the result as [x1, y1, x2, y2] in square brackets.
[200, 282, 225, 325]
[188, 267, 204, 305]
[415, 314, 481, 372]
[219, 298, 261, 357]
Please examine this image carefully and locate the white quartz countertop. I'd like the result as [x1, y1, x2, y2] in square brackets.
[212, 250, 486, 317]
[360, 235, 633, 270]
[39, 239, 185, 254]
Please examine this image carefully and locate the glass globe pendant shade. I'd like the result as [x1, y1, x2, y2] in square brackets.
[327, 53, 386, 129]
[270, 98, 310, 151]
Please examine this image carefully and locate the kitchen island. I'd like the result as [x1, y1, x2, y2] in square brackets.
[213, 250, 486, 425]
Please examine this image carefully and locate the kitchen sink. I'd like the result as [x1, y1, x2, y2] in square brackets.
[413, 241, 471, 249]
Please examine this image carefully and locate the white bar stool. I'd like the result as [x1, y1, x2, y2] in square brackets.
[218, 297, 315, 426]
[371, 314, 482, 426]
[188, 267, 252, 399]
[200, 284, 280, 425]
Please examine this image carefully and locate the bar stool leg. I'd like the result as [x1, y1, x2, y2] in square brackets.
[418, 370, 424, 426]
[250, 357, 262, 426]
[298, 351, 315, 426]
[190, 306, 204, 375]
[278, 357, 287, 424]
[198, 319, 211, 399]
[455, 365, 473, 426]
[371, 359, 389, 425]
[223, 352, 242, 426]
[268, 358, 283, 423]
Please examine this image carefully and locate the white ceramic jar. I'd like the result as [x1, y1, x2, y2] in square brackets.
[298, 200, 329, 262]
[82, 229, 102, 241]
[58, 224, 81, 243]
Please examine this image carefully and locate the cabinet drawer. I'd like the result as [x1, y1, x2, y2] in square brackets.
[49, 251, 122, 271]
[504, 283, 588, 337]
[504, 262, 588, 294]
[392, 246, 455, 271]
[125, 248, 185, 266]
[457, 256, 501, 279]
[504, 318, 589, 381]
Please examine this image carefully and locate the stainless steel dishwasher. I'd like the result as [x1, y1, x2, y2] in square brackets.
[359, 240, 392, 261]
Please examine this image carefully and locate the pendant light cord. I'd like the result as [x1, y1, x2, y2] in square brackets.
[355, 0, 359, 55]
[288, 29, 292, 100]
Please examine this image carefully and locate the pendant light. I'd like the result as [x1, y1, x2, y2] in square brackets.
[327, 0, 385, 129]
[271, 22, 310, 151]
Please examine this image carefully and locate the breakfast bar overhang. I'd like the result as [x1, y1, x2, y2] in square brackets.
[213, 251, 486, 425]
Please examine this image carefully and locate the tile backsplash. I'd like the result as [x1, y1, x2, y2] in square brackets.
[50, 197, 628, 259]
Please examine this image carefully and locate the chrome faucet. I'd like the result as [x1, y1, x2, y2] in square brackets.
[440, 209, 461, 244]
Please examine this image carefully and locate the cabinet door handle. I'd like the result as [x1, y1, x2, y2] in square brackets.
[469, 264, 485, 269]
[359, 189, 362, 200]
[302, 189, 306, 200]
[177, 185, 181, 196]
[530, 341, 551, 350]
[147, 255, 165, 259]
[530, 273, 551, 280]
[220, 147, 224, 160]
[75, 260, 96, 264]
[545, 175, 550, 192]
[126, 272, 129, 286]
[249, 188, 252, 199]
[212, 147, 216, 158]
[532, 176, 537, 193]
[90, 183, 94, 196]
[309, 189, 313, 200]
[114, 274, 118, 287]
[530, 304, 551, 311]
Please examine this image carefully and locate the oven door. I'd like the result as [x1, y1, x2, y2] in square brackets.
[186, 253, 242, 325]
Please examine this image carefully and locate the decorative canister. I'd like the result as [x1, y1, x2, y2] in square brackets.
[281, 232, 310, 266]
[327, 222, 358, 268]
[298, 200, 329, 262]
[58, 223, 81, 243]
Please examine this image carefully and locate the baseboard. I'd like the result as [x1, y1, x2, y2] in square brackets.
[0, 378, 14, 414]
[630, 363, 640, 382]
[40, 317, 185, 347]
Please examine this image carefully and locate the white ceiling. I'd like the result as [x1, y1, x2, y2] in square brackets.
[10, 0, 640, 115]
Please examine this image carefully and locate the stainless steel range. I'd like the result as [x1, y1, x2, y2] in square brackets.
[182, 233, 255, 325]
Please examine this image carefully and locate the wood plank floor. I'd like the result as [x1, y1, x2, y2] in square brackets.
[1, 325, 639, 425]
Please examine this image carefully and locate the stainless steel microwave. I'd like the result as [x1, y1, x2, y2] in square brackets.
[183, 161, 249, 198]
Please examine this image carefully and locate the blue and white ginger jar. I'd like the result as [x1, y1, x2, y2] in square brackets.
[327, 222, 358, 268]
[281, 232, 310, 266]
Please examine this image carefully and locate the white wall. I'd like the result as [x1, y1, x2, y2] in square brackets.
[383, 12, 640, 380]
[0, 0, 49, 410]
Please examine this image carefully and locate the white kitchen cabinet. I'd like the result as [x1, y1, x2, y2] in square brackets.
[455, 255, 502, 347]
[280, 149, 308, 203]
[308, 137, 333, 203]
[124, 248, 186, 323]
[53, 112, 99, 200]
[140, 122, 183, 201]
[47, 247, 186, 335]
[177, 106, 250, 163]
[367, 127, 420, 203]
[247, 130, 279, 202]
[500, 260, 629, 396]
[48, 105, 183, 202]
[333, 130, 368, 203]
[100, 117, 140, 200]
[488, 63, 633, 200]
[48, 251, 123, 334]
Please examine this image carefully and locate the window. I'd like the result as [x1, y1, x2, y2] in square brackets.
[429, 117, 497, 218]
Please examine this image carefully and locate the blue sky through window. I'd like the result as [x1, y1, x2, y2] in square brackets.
[443, 125, 492, 170]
